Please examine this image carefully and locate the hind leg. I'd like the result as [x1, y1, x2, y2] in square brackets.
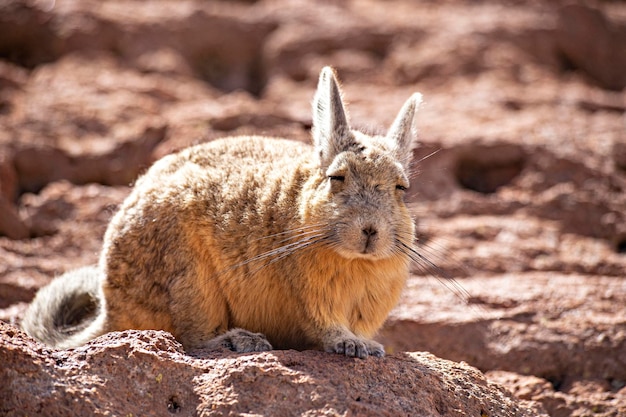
[103, 280, 176, 335]
[104, 279, 272, 352]
[167, 272, 272, 352]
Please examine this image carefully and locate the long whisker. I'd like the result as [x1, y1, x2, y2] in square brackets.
[397, 241, 473, 304]
[239, 233, 327, 268]
[206, 229, 319, 280]
[239, 234, 330, 277]
[251, 223, 326, 242]
[217, 222, 332, 278]
[414, 243, 462, 273]
[414, 148, 441, 165]
[269, 229, 328, 247]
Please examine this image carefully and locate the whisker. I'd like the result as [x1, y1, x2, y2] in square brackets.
[414, 242, 458, 269]
[207, 223, 333, 283]
[269, 229, 328, 247]
[239, 233, 327, 268]
[251, 223, 326, 242]
[415, 236, 476, 278]
[399, 226, 471, 276]
[241, 235, 331, 277]
[398, 241, 474, 305]
[414, 148, 441, 164]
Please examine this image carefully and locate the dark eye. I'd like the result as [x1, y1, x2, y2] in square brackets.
[396, 184, 407, 191]
[329, 175, 345, 182]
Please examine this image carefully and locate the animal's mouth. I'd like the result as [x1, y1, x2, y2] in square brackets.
[361, 239, 377, 255]
[336, 240, 389, 260]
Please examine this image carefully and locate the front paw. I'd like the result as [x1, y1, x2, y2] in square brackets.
[209, 328, 273, 353]
[327, 337, 385, 359]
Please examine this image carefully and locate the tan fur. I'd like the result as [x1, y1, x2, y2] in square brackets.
[23, 67, 422, 358]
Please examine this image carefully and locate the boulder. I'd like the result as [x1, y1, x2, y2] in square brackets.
[0, 322, 545, 417]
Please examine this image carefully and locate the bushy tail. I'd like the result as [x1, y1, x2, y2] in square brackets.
[21, 266, 107, 349]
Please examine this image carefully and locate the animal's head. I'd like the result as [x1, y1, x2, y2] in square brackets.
[307, 67, 421, 261]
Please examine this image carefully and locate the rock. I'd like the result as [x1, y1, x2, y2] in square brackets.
[0, 0, 276, 93]
[487, 371, 626, 417]
[0, 321, 546, 417]
[614, 142, 626, 172]
[0, 183, 128, 311]
[556, 4, 626, 90]
[379, 271, 626, 417]
[12, 122, 167, 193]
[0, 197, 28, 240]
[380, 273, 626, 380]
[263, 2, 394, 82]
[0, 149, 28, 239]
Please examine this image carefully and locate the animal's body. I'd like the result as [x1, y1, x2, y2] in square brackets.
[23, 67, 422, 358]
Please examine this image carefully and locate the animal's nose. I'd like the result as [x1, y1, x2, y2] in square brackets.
[362, 226, 378, 237]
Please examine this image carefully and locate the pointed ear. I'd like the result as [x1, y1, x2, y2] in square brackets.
[312, 66, 351, 169]
[387, 93, 422, 170]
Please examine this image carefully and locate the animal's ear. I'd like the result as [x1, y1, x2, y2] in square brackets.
[387, 93, 422, 170]
[312, 66, 352, 169]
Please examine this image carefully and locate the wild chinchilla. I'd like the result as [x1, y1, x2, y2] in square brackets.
[23, 67, 422, 359]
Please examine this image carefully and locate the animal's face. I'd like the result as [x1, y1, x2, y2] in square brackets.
[307, 66, 421, 261]
[317, 134, 415, 260]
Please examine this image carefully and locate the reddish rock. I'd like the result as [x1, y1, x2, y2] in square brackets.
[0, 0, 276, 92]
[0, 183, 128, 313]
[556, 4, 626, 90]
[0, 149, 28, 239]
[487, 371, 626, 417]
[0, 322, 546, 417]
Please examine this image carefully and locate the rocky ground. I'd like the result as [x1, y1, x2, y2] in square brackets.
[1, 0, 625, 416]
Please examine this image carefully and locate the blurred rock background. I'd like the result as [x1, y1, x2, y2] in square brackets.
[0, 0, 625, 416]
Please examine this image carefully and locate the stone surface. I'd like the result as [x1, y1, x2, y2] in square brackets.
[556, 4, 626, 90]
[0, 322, 545, 417]
[1, 0, 625, 416]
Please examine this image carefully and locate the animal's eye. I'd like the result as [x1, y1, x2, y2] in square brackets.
[329, 175, 345, 182]
[396, 184, 407, 191]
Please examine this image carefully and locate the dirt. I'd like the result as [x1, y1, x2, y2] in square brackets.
[0, 0, 625, 416]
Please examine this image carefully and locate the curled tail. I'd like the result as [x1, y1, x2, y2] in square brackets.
[22, 266, 107, 349]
